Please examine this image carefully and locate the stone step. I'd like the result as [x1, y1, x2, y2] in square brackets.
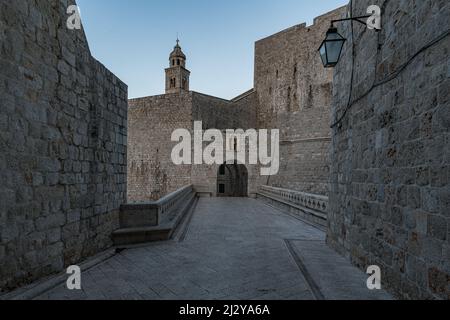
[112, 193, 197, 247]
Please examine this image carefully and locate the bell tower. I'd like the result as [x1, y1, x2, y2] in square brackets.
[165, 39, 190, 94]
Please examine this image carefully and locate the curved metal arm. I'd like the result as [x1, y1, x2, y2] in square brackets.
[331, 15, 371, 27]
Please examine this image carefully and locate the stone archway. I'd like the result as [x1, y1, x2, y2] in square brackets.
[217, 163, 248, 197]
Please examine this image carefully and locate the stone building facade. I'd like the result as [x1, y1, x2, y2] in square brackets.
[127, 6, 346, 203]
[327, 0, 450, 299]
[0, 0, 127, 292]
[254, 8, 346, 195]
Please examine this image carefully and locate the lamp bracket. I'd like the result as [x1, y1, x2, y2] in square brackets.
[331, 15, 372, 28]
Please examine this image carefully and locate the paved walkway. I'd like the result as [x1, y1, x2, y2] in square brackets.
[35, 198, 392, 300]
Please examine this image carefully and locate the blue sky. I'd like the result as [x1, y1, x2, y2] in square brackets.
[77, 0, 348, 99]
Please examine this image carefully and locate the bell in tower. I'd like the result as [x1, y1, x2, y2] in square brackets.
[165, 39, 191, 94]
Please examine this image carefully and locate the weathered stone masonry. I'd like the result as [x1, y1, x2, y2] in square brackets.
[0, 0, 127, 292]
[327, 0, 449, 299]
[127, 7, 346, 202]
[2, 0, 447, 301]
[128, 90, 260, 202]
[254, 7, 346, 196]
[128, 92, 192, 202]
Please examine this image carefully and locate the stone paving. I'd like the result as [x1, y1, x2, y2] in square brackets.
[35, 198, 392, 300]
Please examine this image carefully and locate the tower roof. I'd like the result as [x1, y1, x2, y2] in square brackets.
[170, 39, 186, 60]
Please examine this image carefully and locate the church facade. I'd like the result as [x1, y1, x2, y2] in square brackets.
[127, 7, 346, 203]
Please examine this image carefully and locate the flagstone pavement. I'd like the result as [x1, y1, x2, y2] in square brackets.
[35, 198, 393, 300]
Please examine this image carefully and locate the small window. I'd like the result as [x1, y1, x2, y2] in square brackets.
[177, 59, 180, 66]
[219, 184, 225, 194]
[219, 165, 225, 175]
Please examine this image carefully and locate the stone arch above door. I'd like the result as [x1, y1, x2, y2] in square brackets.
[217, 163, 248, 197]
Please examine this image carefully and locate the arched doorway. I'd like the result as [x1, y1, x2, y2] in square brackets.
[217, 163, 248, 197]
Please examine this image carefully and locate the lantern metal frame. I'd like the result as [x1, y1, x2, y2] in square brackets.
[318, 15, 379, 68]
[318, 28, 347, 68]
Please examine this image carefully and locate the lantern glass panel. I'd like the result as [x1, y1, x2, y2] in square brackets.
[325, 40, 343, 64]
[319, 44, 327, 66]
[318, 28, 346, 67]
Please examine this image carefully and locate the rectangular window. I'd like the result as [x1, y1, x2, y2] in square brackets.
[219, 184, 225, 194]
[219, 166, 225, 175]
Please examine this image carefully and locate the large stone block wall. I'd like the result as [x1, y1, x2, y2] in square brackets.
[271, 138, 331, 194]
[190, 91, 259, 196]
[127, 7, 343, 200]
[192, 92, 233, 130]
[126, 8, 348, 202]
[0, 0, 127, 292]
[254, 7, 346, 196]
[128, 93, 193, 202]
[128, 90, 260, 201]
[327, 0, 449, 299]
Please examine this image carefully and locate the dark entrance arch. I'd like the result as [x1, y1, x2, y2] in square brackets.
[217, 163, 248, 197]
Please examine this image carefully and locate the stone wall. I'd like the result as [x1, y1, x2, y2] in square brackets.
[254, 6, 346, 196]
[128, 93, 192, 202]
[192, 92, 233, 130]
[192, 90, 257, 130]
[190, 91, 259, 197]
[229, 90, 258, 130]
[128, 90, 260, 201]
[0, 0, 127, 292]
[127, 9, 346, 201]
[327, 0, 450, 299]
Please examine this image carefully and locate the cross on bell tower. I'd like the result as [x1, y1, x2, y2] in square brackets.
[165, 39, 190, 94]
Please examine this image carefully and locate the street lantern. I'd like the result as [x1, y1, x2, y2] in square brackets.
[318, 27, 346, 68]
[318, 12, 381, 68]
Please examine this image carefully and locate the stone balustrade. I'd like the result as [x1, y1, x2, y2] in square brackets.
[257, 185, 329, 228]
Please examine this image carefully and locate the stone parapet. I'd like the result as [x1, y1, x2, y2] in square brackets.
[257, 185, 328, 228]
[114, 186, 196, 245]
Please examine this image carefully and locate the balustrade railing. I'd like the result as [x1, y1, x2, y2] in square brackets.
[257, 185, 328, 226]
